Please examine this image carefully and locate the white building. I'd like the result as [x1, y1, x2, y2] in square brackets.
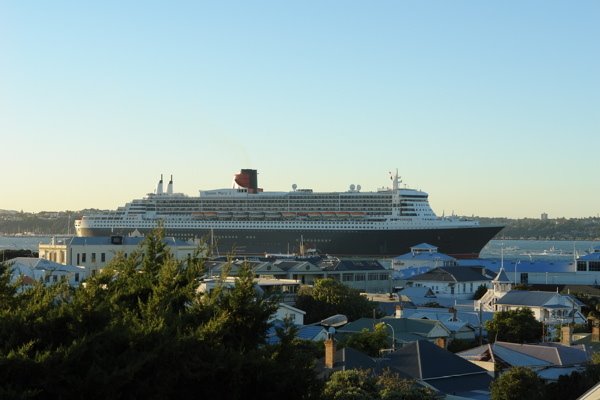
[270, 303, 306, 326]
[39, 235, 198, 275]
[405, 266, 496, 300]
[392, 243, 457, 271]
[7, 257, 86, 287]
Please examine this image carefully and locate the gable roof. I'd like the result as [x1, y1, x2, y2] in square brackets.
[8, 257, 82, 273]
[496, 291, 563, 307]
[494, 341, 590, 366]
[408, 266, 495, 283]
[339, 317, 450, 339]
[319, 259, 386, 272]
[382, 340, 492, 396]
[458, 341, 590, 368]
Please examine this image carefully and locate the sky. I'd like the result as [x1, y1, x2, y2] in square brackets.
[1, 1, 598, 218]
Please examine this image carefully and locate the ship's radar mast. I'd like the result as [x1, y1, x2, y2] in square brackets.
[389, 169, 401, 191]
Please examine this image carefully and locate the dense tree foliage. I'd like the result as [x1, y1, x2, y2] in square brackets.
[485, 308, 543, 343]
[295, 278, 379, 324]
[338, 323, 391, 357]
[322, 369, 437, 400]
[490, 367, 545, 400]
[0, 229, 321, 400]
[543, 352, 600, 400]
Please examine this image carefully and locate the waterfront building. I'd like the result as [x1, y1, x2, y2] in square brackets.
[38, 235, 198, 275]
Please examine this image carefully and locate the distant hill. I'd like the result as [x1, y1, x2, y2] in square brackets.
[479, 217, 600, 241]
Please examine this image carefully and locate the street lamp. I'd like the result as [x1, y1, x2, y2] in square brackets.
[383, 322, 396, 351]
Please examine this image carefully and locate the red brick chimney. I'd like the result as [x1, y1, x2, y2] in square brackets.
[561, 325, 573, 346]
[325, 338, 335, 369]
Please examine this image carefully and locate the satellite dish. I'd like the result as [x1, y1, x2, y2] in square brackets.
[356, 184, 361, 192]
[292, 183, 297, 191]
[350, 184, 355, 191]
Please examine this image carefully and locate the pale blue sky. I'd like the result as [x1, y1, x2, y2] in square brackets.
[1, 1, 598, 218]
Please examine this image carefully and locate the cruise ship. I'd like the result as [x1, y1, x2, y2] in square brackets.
[74, 169, 503, 258]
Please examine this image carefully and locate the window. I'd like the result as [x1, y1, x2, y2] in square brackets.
[82, 253, 87, 263]
[342, 274, 354, 282]
[355, 273, 365, 281]
[91, 253, 96, 263]
[76, 254, 80, 264]
[577, 261, 587, 272]
[101, 253, 106, 262]
[75, 273, 79, 282]
[590, 262, 600, 272]
[470, 283, 473, 292]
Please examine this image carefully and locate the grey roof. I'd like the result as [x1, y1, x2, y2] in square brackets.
[398, 287, 436, 298]
[382, 340, 492, 395]
[340, 317, 449, 338]
[493, 267, 511, 283]
[273, 260, 303, 271]
[319, 259, 387, 272]
[65, 235, 192, 247]
[458, 342, 590, 368]
[8, 257, 81, 273]
[408, 266, 495, 283]
[495, 341, 590, 366]
[495, 290, 562, 307]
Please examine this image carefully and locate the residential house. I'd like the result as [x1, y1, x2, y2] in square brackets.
[337, 317, 451, 349]
[269, 303, 306, 326]
[319, 258, 392, 293]
[405, 266, 496, 300]
[458, 341, 591, 381]
[319, 338, 492, 399]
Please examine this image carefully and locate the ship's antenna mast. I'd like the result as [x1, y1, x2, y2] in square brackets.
[390, 169, 400, 191]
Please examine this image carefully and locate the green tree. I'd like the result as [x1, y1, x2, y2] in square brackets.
[473, 284, 487, 300]
[322, 369, 437, 400]
[376, 369, 437, 400]
[490, 366, 545, 400]
[322, 369, 378, 400]
[339, 323, 390, 357]
[295, 278, 378, 323]
[485, 308, 543, 343]
[0, 229, 321, 400]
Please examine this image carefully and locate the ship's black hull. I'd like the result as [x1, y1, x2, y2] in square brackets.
[78, 225, 504, 258]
